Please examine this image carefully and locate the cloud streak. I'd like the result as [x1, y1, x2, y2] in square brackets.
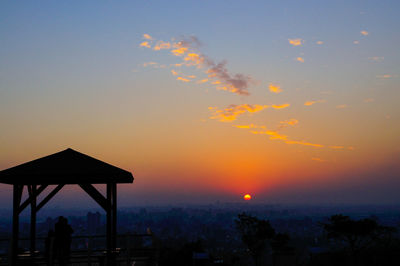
[288, 38, 303, 46]
[209, 104, 269, 122]
[304, 100, 326, 106]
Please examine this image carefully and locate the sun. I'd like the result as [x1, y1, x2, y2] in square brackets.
[243, 194, 252, 201]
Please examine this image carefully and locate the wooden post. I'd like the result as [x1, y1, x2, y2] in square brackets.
[11, 185, 23, 266]
[112, 183, 117, 250]
[29, 185, 37, 254]
[106, 183, 112, 265]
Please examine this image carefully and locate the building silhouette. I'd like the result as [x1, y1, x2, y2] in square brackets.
[87, 211, 101, 235]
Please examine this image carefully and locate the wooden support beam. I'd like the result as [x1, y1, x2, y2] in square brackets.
[36, 184, 64, 212]
[106, 183, 112, 265]
[29, 185, 37, 253]
[19, 185, 48, 214]
[12, 185, 23, 266]
[79, 184, 108, 211]
[112, 183, 117, 250]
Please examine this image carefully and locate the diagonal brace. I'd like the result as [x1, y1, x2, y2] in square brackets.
[19, 185, 48, 214]
[36, 184, 64, 212]
[79, 184, 108, 211]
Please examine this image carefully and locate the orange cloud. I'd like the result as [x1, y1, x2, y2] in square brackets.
[376, 74, 392, 79]
[316, 41, 324, 45]
[288, 38, 303, 46]
[304, 100, 326, 106]
[143, 34, 153, 40]
[252, 130, 323, 148]
[336, 104, 347, 109]
[269, 83, 282, 94]
[234, 124, 266, 129]
[184, 53, 204, 66]
[353, 40, 360, 44]
[361, 30, 369, 36]
[171, 70, 179, 76]
[296, 57, 305, 63]
[271, 103, 290, 109]
[280, 118, 298, 126]
[154, 41, 171, 51]
[171, 47, 188, 56]
[285, 140, 324, 148]
[197, 78, 208, 84]
[142, 35, 254, 96]
[140, 41, 151, 48]
[234, 120, 328, 149]
[177, 77, 190, 82]
[209, 104, 268, 122]
[329, 146, 345, 150]
[143, 62, 158, 67]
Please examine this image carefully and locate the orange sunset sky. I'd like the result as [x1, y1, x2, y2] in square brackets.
[0, 1, 399, 207]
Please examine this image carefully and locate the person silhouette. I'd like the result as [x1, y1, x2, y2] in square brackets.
[54, 216, 74, 266]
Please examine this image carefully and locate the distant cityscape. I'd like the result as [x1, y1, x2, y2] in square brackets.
[1, 203, 399, 265]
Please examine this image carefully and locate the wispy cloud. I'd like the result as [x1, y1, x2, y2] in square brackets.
[288, 38, 303, 46]
[376, 74, 392, 79]
[296, 57, 305, 63]
[269, 83, 282, 94]
[304, 100, 326, 106]
[209, 104, 268, 122]
[143, 62, 166, 68]
[140, 41, 151, 48]
[361, 30, 369, 36]
[353, 40, 360, 45]
[316, 41, 324, 45]
[141, 35, 254, 96]
[234, 124, 266, 129]
[177, 77, 191, 82]
[271, 103, 290, 109]
[336, 104, 347, 109]
[250, 129, 324, 148]
[329, 145, 345, 150]
[143, 34, 153, 40]
[280, 118, 299, 126]
[234, 121, 353, 150]
[285, 140, 324, 148]
[154, 41, 172, 51]
[197, 78, 208, 84]
[368, 56, 384, 62]
[171, 70, 179, 76]
[206, 61, 252, 96]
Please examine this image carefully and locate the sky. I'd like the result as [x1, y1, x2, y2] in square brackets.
[0, 1, 399, 208]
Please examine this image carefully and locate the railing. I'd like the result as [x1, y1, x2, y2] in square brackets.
[0, 234, 156, 265]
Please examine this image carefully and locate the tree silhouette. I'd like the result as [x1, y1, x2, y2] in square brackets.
[235, 213, 275, 266]
[322, 214, 380, 254]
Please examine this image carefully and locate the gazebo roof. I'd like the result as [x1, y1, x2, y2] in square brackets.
[0, 148, 134, 185]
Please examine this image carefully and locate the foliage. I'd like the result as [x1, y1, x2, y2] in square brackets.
[235, 213, 275, 265]
[321, 214, 396, 254]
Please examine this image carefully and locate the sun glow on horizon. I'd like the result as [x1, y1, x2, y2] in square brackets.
[244, 194, 252, 201]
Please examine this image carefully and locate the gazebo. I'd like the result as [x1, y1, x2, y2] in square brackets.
[0, 148, 134, 266]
